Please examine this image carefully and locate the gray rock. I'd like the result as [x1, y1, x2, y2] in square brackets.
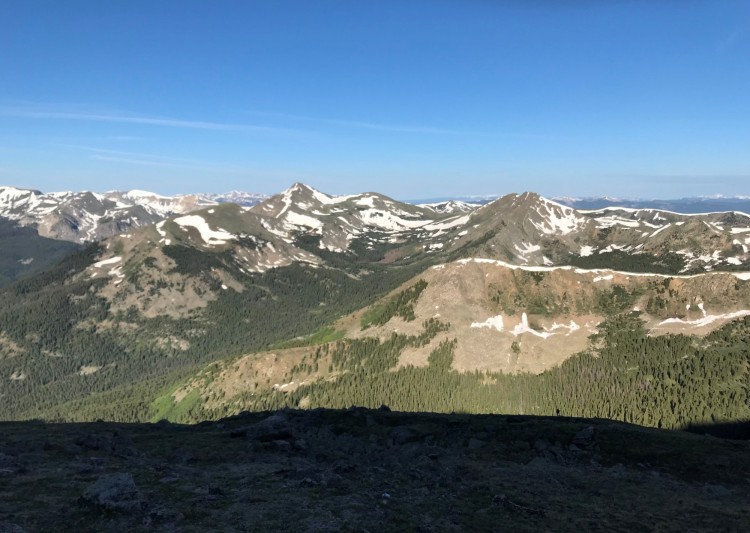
[608, 463, 627, 478]
[572, 426, 595, 448]
[508, 440, 531, 452]
[208, 484, 225, 496]
[389, 426, 416, 446]
[0, 523, 26, 533]
[321, 472, 345, 489]
[75, 433, 112, 452]
[74, 430, 137, 456]
[79, 473, 142, 513]
[248, 413, 294, 442]
[703, 484, 732, 498]
[272, 440, 293, 452]
[525, 456, 554, 469]
[112, 431, 137, 455]
[467, 438, 485, 450]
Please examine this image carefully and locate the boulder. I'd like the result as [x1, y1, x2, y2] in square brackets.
[79, 473, 142, 513]
[572, 426, 595, 448]
[389, 426, 416, 446]
[233, 413, 295, 442]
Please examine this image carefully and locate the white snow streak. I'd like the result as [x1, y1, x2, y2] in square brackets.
[174, 215, 236, 245]
[470, 316, 504, 332]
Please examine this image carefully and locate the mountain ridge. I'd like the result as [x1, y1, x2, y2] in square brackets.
[3, 181, 750, 427]
[0, 185, 268, 243]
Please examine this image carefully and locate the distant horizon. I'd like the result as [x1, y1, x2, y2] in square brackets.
[3, 179, 750, 204]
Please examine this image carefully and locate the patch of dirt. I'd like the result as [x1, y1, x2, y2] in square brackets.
[179, 346, 339, 409]
[344, 261, 750, 374]
[77, 366, 102, 376]
[0, 333, 24, 358]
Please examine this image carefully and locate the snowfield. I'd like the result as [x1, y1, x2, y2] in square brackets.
[174, 215, 236, 245]
[92, 256, 123, 269]
[470, 316, 504, 332]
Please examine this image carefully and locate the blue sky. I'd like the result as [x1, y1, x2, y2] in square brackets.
[1, 1, 749, 199]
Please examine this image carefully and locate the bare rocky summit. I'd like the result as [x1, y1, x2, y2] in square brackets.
[0, 409, 748, 532]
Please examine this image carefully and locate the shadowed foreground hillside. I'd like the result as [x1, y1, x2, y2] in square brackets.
[1, 409, 749, 532]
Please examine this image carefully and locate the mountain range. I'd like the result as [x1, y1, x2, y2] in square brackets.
[0, 182, 749, 429]
[413, 194, 750, 215]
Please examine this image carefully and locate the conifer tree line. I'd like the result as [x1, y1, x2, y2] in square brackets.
[193, 313, 750, 431]
[2, 241, 749, 430]
[0, 244, 425, 420]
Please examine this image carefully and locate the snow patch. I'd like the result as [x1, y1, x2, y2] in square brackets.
[511, 313, 553, 338]
[355, 196, 376, 208]
[650, 224, 671, 237]
[92, 256, 122, 268]
[470, 316, 504, 332]
[174, 215, 236, 245]
[531, 201, 587, 235]
[454, 257, 750, 281]
[515, 242, 542, 255]
[658, 310, 750, 328]
[284, 211, 324, 230]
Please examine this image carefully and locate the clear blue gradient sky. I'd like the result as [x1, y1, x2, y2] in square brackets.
[1, 1, 749, 199]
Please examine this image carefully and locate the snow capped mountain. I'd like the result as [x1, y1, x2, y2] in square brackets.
[203, 190, 268, 207]
[4, 181, 750, 281]
[417, 200, 481, 214]
[249, 182, 466, 253]
[104, 189, 217, 217]
[0, 186, 258, 243]
[554, 195, 750, 214]
[87, 183, 750, 293]
[0, 186, 165, 242]
[6, 180, 750, 409]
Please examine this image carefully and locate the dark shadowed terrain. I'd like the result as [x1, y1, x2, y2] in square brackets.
[1, 409, 748, 532]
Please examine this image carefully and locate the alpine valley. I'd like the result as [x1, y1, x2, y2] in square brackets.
[2, 182, 750, 431]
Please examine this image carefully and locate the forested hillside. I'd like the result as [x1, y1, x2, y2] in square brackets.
[157, 313, 750, 431]
[3, 184, 750, 426]
[0, 244, 426, 420]
[0, 219, 80, 287]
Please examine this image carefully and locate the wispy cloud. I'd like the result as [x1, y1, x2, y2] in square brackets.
[246, 110, 472, 135]
[247, 110, 570, 139]
[90, 154, 193, 168]
[63, 145, 250, 172]
[321, 118, 469, 135]
[106, 135, 150, 142]
[0, 104, 302, 134]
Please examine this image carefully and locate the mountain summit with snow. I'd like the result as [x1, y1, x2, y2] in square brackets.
[0, 186, 266, 243]
[3, 181, 750, 446]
